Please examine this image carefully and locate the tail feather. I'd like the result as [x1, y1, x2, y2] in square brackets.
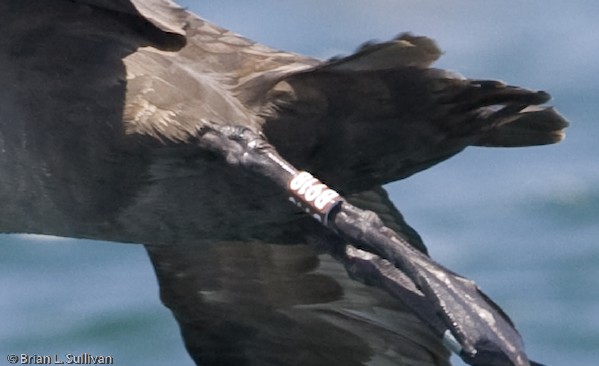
[438, 79, 550, 113]
[476, 106, 569, 147]
[263, 34, 570, 191]
[432, 75, 569, 148]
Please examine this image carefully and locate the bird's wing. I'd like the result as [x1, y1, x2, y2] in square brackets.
[146, 186, 450, 366]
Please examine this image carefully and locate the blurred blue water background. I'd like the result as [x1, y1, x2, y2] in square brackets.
[1, 1, 597, 365]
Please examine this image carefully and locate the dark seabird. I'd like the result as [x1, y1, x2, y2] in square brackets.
[0, 1, 568, 365]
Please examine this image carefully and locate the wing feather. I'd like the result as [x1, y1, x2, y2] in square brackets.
[146, 186, 449, 365]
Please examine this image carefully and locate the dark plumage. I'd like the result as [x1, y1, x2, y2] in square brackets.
[0, 1, 567, 365]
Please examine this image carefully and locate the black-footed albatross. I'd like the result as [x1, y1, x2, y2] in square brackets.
[0, 1, 568, 365]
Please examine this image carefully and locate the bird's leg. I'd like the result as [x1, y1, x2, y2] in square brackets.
[196, 121, 536, 366]
[197, 123, 344, 225]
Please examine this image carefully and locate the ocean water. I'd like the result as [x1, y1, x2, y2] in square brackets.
[1, 1, 597, 365]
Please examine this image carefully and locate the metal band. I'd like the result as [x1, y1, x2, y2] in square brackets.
[287, 171, 344, 226]
[442, 329, 464, 355]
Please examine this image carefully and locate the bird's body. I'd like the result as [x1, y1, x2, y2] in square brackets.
[0, 1, 567, 365]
